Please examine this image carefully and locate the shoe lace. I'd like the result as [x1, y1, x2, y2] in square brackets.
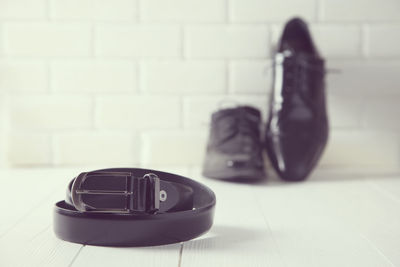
[270, 51, 325, 132]
[214, 109, 260, 152]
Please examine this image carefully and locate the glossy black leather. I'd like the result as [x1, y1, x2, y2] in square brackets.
[203, 106, 265, 181]
[54, 168, 216, 246]
[265, 18, 328, 181]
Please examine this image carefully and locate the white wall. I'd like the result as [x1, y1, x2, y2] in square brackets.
[0, 0, 400, 172]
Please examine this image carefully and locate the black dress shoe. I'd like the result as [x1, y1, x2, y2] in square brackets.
[265, 17, 328, 181]
[202, 106, 265, 181]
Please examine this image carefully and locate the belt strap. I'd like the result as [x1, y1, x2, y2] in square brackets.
[53, 168, 216, 247]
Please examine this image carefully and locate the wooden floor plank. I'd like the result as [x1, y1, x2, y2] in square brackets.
[0, 169, 83, 267]
[254, 177, 397, 267]
[367, 177, 400, 203]
[309, 177, 400, 267]
[0, 169, 67, 236]
[360, 177, 400, 266]
[180, 171, 285, 267]
[1, 228, 83, 267]
[71, 244, 181, 267]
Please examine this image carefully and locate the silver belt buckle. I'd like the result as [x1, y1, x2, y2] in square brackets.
[71, 171, 160, 214]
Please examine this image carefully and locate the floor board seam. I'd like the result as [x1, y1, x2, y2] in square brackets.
[0, 179, 66, 240]
[68, 245, 85, 267]
[365, 179, 400, 205]
[178, 242, 184, 267]
[29, 224, 51, 242]
[359, 233, 396, 267]
[0, 191, 56, 240]
[252, 189, 288, 267]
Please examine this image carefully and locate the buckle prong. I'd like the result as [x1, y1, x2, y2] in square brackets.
[75, 190, 133, 195]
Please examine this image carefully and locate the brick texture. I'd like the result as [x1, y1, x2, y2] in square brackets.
[230, 0, 317, 22]
[327, 60, 400, 94]
[50, 0, 136, 21]
[4, 23, 91, 57]
[327, 94, 362, 129]
[0, 61, 47, 93]
[141, 131, 207, 166]
[95, 25, 180, 58]
[7, 133, 51, 166]
[230, 60, 272, 93]
[185, 25, 269, 59]
[51, 60, 136, 93]
[368, 24, 400, 58]
[141, 61, 226, 94]
[362, 97, 400, 131]
[54, 132, 138, 166]
[95, 95, 181, 129]
[141, 0, 225, 22]
[8, 95, 92, 130]
[0, 0, 46, 19]
[320, 131, 399, 171]
[323, 0, 400, 21]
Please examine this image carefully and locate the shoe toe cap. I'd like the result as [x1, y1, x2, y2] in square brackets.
[267, 133, 327, 181]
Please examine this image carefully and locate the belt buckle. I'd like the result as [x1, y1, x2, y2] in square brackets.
[71, 171, 160, 214]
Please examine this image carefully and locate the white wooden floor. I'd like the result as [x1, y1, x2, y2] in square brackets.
[1, 168, 399, 267]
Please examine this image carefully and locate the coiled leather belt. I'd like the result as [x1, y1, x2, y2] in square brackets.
[53, 168, 216, 247]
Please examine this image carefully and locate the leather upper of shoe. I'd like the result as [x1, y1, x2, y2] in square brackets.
[266, 17, 329, 181]
[206, 106, 263, 168]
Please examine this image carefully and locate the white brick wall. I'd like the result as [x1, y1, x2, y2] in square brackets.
[183, 95, 268, 129]
[362, 96, 400, 131]
[4, 23, 92, 57]
[51, 60, 137, 93]
[49, 0, 137, 21]
[368, 24, 400, 57]
[7, 95, 93, 130]
[141, 131, 207, 166]
[0, 0, 399, 173]
[95, 95, 180, 129]
[0, 0, 46, 19]
[320, 131, 399, 172]
[185, 25, 270, 58]
[230, 0, 317, 22]
[0, 61, 47, 93]
[7, 133, 51, 166]
[53, 132, 138, 166]
[230, 60, 272, 94]
[323, 0, 400, 22]
[326, 60, 400, 94]
[141, 61, 226, 94]
[95, 25, 180, 58]
[140, 0, 226, 22]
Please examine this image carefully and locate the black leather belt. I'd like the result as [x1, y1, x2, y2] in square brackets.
[53, 168, 216, 247]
